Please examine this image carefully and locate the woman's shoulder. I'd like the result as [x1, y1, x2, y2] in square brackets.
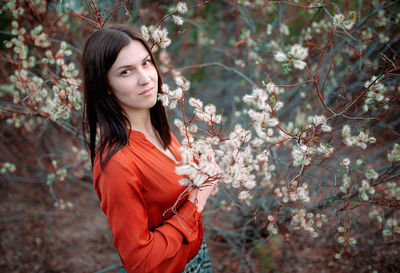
[92, 145, 144, 199]
[93, 144, 139, 177]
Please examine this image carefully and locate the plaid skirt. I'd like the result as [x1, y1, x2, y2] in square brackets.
[119, 239, 212, 273]
[181, 239, 212, 273]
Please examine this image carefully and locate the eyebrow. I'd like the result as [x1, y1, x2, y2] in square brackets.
[115, 54, 151, 71]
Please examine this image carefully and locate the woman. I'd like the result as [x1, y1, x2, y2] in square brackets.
[81, 24, 214, 273]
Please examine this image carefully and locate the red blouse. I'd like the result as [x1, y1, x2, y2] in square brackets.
[93, 130, 203, 273]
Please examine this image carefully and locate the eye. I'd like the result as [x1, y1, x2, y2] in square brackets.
[143, 59, 152, 66]
[121, 69, 131, 76]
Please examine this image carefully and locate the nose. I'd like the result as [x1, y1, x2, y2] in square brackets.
[137, 68, 151, 86]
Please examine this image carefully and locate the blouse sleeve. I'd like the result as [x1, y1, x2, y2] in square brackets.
[95, 152, 200, 272]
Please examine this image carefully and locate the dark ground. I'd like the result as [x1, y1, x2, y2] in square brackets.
[1, 179, 399, 273]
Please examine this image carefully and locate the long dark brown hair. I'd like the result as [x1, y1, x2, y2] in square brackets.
[81, 24, 171, 169]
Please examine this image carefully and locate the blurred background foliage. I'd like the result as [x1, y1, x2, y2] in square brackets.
[1, 0, 399, 272]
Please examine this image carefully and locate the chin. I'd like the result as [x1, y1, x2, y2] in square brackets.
[148, 99, 158, 109]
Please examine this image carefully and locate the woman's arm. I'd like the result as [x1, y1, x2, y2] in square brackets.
[188, 183, 216, 213]
[94, 153, 201, 272]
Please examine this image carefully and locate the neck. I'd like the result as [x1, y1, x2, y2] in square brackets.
[127, 108, 165, 149]
[127, 109, 153, 135]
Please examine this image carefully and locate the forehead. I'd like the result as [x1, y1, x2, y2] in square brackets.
[112, 40, 150, 68]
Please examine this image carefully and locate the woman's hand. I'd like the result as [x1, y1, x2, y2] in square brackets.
[187, 182, 216, 213]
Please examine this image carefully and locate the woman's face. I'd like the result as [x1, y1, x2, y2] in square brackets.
[107, 40, 158, 116]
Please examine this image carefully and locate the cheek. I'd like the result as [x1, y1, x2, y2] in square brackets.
[107, 74, 119, 93]
[151, 70, 159, 91]
[109, 78, 135, 95]
[150, 66, 158, 81]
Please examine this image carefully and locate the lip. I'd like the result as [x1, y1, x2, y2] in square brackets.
[139, 87, 154, 96]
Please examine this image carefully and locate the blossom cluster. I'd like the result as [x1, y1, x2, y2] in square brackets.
[216, 125, 257, 199]
[274, 44, 309, 70]
[311, 115, 332, 132]
[164, 77, 259, 199]
[172, 2, 188, 25]
[332, 12, 357, 30]
[188, 98, 222, 124]
[386, 182, 400, 200]
[290, 140, 334, 167]
[54, 199, 74, 210]
[339, 173, 351, 193]
[363, 76, 389, 112]
[358, 179, 375, 201]
[342, 125, 376, 149]
[175, 140, 221, 187]
[176, 2, 188, 14]
[140, 2, 188, 49]
[141, 25, 171, 49]
[1, 162, 17, 174]
[387, 143, 400, 163]
[175, 119, 257, 200]
[369, 208, 383, 224]
[1, 9, 82, 123]
[275, 182, 310, 203]
[159, 76, 190, 109]
[1, 0, 399, 266]
[291, 209, 327, 238]
[382, 218, 400, 237]
[160, 76, 257, 199]
[46, 160, 67, 186]
[5, 115, 43, 132]
[336, 226, 357, 247]
[291, 144, 311, 167]
[243, 83, 284, 143]
[300, 19, 329, 41]
[266, 215, 278, 234]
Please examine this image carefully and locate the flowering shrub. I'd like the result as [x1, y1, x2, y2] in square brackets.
[0, 0, 89, 209]
[1, 0, 399, 271]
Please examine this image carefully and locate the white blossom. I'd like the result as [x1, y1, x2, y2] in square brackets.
[342, 125, 351, 136]
[388, 143, 400, 162]
[332, 13, 356, 30]
[280, 23, 289, 36]
[359, 179, 375, 200]
[265, 82, 275, 94]
[244, 179, 256, 190]
[158, 94, 169, 108]
[340, 173, 351, 193]
[140, 25, 150, 41]
[175, 76, 190, 91]
[1, 162, 16, 174]
[342, 158, 351, 166]
[343, 130, 374, 149]
[297, 184, 310, 202]
[274, 51, 287, 62]
[161, 83, 170, 93]
[293, 59, 306, 70]
[289, 44, 308, 60]
[274, 101, 284, 111]
[291, 144, 311, 166]
[174, 119, 185, 130]
[177, 2, 188, 14]
[365, 166, 378, 180]
[320, 124, 332, 132]
[238, 190, 251, 200]
[151, 27, 171, 48]
[172, 15, 184, 25]
[178, 178, 190, 186]
[188, 97, 203, 109]
[312, 115, 327, 126]
[204, 104, 216, 116]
